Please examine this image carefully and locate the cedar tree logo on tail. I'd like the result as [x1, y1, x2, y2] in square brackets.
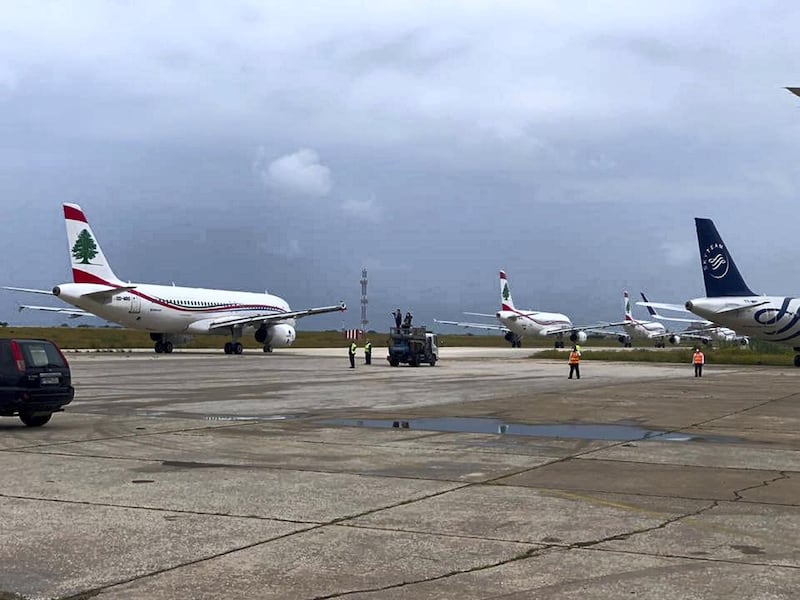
[71, 229, 98, 264]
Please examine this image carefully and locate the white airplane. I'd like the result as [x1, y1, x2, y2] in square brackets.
[606, 291, 687, 348]
[684, 217, 800, 364]
[435, 270, 608, 348]
[5, 203, 346, 354]
[637, 292, 749, 346]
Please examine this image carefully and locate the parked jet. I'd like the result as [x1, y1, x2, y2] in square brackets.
[435, 270, 608, 348]
[5, 204, 345, 354]
[637, 292, 749, 346]
[607, 291, 687, 348]
[685, 218, 800, 364]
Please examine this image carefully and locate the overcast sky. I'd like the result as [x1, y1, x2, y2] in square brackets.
[2, 1, 800, 334]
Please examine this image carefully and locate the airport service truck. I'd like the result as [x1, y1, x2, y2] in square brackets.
[387, 326, 439, 367]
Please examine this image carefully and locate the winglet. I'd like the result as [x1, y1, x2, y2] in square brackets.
[639, 292, 658, 317]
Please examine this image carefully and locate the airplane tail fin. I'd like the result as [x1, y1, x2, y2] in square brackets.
[623, 290, 633, 321]
[694, 218, 755, 297]
[640, 292, 658, 317]
[499, 270, 515, 311]
[64, 203, 123, 285]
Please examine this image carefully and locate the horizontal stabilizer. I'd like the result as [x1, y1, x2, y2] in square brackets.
[80, 286, 137, 301]
[3, 286, 54, 295]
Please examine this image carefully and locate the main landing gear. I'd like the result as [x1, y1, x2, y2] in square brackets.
[793, 348, 800, 367]
[224, 342, 244, 355]
[154, 340, 174, 354]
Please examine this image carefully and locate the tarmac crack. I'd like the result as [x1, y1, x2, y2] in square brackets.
[732, 470, 789, 501]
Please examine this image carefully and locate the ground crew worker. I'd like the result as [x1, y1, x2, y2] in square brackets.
[568, 345, 581, 379]
[364, 340, 372, 365]
[693, 347, 705, 377]
[348, 341, 357, 368]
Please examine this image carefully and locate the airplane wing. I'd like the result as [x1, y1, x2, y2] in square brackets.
[434, 318, 509, 332]
[3, 286, 55, 295]
[17, 304, 90, 318]
[201, 302, 346, 332]
[463, 312, 497, 318]
[540, 323, 623, 338]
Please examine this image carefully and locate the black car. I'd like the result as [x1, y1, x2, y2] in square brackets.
[0, 338, 74, 427]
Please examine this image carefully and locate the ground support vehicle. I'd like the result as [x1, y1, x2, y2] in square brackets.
[387, 327, 439, 367]
[0, 339, 74, 426]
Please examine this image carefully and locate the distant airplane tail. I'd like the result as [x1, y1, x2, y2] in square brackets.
[64, 203, 123, 285]
[623, 290, 634, 322]
[499, 270, 515, 311]
[639, 292, 658, 317]
[694, 218, 754, 297]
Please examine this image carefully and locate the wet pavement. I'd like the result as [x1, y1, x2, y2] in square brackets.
[0, 347, 798, 599]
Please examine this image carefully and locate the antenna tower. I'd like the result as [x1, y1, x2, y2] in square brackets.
[360, 268, 368, 332]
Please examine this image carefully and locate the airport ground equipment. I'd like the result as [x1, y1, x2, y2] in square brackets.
[387, 327, 439, 367]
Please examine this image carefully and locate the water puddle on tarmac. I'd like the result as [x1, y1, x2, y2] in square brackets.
[323, 417, 736, 443]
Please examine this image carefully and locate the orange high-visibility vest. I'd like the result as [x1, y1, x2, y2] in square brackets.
[693, 351, 704, 365]
[568, 351, 581, 365]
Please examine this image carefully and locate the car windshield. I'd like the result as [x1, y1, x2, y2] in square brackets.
[20, 342, 65, 368]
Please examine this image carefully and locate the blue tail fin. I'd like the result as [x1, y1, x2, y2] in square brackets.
[639, 292, 658, 317]
[694, 218, 755, 297]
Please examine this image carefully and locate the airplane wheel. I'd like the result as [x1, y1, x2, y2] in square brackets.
[234, 342, 244, 355]
[164, 341, 174, 354]
[263, 345, 273, 353]
[224, 342, 233, 354]
[154, 341, 164, 353]
[794, 355, 800, 368]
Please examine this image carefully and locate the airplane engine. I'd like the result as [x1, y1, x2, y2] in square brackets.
[669, 334, 681, 345]
[569, 331, 587, 343]
[739, 337, 750, 346]
[618, 335, 628, 345]
[255, 324, 296, 348]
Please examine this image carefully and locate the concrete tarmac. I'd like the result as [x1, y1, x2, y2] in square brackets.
[1, 347, 798, 599]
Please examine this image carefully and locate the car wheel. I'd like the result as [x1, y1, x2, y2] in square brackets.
[20, 412, 52, 427]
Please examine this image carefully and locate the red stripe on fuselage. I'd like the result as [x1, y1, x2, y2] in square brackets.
[64, 205, 87, 223]
[71, 268, 288, 315]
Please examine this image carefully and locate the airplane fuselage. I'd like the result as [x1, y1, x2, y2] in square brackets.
[497, 309, 572, 337]
[54, 282, 294, 334]
[687, 296, 800, 345]
[622, 319, 666, 340]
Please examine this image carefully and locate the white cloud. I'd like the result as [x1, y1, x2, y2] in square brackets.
[254, 148, 332, 199]
[341, 197, 382, 222]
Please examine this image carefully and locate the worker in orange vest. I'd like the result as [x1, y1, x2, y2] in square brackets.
[568, 345, 581, 379]
[692, 347, 705, 377]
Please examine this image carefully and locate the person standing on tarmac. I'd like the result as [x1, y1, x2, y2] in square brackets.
[349, 340, 357, 368]
[568, 345, 581, 379]
[364, 340, 372, 365]
[693, 347, 705, 377]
